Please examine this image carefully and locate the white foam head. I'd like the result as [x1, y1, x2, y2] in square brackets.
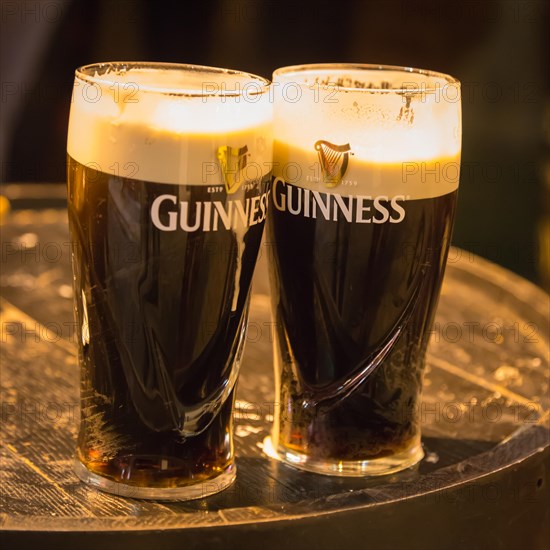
[67, 62, 273, 185]
[272, 64, 461, 199]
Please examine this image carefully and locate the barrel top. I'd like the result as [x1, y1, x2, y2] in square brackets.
[0, 190, 548, 534]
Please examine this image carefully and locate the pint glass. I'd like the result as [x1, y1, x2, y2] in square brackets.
[67, 62, 272, 499]
[268, 64, 461, 475]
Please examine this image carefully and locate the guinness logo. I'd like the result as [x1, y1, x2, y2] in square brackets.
[314, 140, 352, 188]
[217, 145, 249, 194]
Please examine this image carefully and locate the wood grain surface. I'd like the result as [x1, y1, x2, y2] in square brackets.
[0, 194, 548, 549]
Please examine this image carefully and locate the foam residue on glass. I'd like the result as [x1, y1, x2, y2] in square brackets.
[273, 66, 461, 200]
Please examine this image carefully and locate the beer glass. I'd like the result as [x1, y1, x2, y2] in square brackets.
[67, 62, 272, 499]
[268, 64, 461, 476]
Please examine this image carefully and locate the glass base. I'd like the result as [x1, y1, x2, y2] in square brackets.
[73, 459, 236, 501]
[273, 440, 424, 477]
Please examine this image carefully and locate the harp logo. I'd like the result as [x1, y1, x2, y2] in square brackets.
[217, 145, 249, 194]
[314, 140, 352, 188]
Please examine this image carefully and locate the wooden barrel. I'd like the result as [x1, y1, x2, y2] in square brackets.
[1, 187, 548, 549]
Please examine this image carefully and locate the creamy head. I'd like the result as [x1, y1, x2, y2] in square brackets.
[67, 64, 273, 185]
[272, 65, 461, 200]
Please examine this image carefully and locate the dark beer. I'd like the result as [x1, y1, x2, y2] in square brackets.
[67, 62, 272, 498]
[268, 181, 456, 462]
[68, 159, 269, 489]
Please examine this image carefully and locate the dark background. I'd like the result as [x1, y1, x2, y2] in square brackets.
[1, 0, 549, 289]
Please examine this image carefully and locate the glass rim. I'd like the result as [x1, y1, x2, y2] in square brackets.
[272, 63, 460, 93]
[74, 61, 271, 97]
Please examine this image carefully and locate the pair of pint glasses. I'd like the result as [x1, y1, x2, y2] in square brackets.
[67, 62, 461, 500]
